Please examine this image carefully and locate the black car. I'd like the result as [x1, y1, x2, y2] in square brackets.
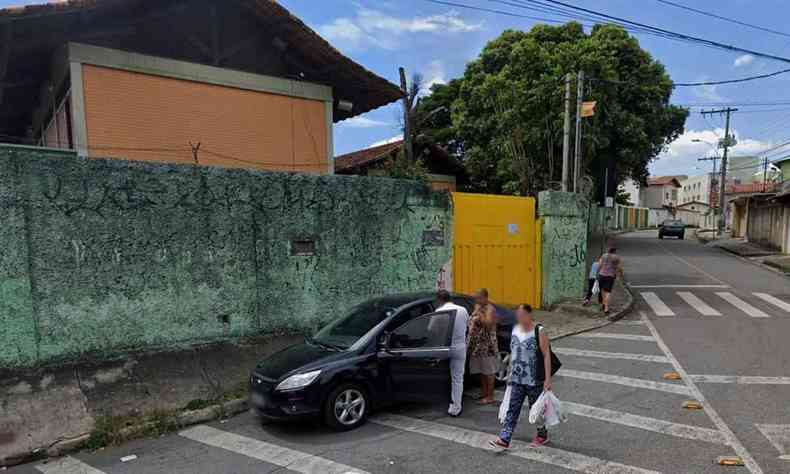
[658, 219, 686, 239]
[249, 292, 514, 430]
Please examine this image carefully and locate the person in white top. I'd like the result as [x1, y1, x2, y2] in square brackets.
[436, 290, 470, 417]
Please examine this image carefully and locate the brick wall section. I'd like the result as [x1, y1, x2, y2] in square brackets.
[0, 145, 451, 369]
[81, 65, 328, 173]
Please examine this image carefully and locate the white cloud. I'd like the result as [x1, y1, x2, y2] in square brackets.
[337, 116, 391, 128]
[370, 135, 402, 147]
[423, 60, 447, 93]
[319, 8, 482, 52]
[653, 128, 773, 176]
[734, 54, 755, 68]
[693, 82, 724, 102]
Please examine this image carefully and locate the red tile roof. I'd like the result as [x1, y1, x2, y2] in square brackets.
[647, 176, 682, 187]
[335, 140, 404, 172]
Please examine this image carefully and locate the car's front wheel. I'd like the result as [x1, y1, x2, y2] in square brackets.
[324, 383, 369, 431]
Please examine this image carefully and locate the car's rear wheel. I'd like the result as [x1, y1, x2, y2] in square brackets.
[324, 383, 369, 431]
[495, 351, 511, 385]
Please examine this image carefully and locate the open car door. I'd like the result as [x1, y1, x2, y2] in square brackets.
[379, 310, 456, 404]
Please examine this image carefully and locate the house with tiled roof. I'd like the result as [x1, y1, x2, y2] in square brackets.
[335, 139, 466, 191]
[0, 0, 402, 174]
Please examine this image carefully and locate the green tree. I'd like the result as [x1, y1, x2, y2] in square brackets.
[421, 23, 688, 196]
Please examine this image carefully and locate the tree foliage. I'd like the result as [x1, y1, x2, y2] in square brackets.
[418, 23, 688, 196]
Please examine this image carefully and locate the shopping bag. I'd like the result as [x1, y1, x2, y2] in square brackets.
[591, 279, 600, 295]
[528, 391, 548, 425]
[542, 391, 567, 427]
[498, 385, 512, 424]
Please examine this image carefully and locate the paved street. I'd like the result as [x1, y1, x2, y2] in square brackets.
[9, 230, 790, 474]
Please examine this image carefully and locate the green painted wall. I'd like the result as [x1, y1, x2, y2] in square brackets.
[0, 146, 452, 369]
[539, 191, 589, 306]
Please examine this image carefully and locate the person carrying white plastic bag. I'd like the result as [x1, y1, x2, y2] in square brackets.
[490, 304, 561, 450]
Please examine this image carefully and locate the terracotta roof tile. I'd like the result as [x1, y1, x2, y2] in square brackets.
[335, 140, 403, 172]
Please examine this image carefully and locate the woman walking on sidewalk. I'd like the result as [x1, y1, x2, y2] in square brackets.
[597, 247, 622, 314]
[468, 289, 500, 405]
[490, 304, 552, 449]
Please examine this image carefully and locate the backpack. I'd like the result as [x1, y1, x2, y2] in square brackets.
[534, 324, 562, 382]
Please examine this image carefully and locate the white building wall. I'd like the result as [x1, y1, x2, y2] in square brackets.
[679, 174, 714, 205]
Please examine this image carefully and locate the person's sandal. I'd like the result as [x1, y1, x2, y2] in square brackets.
[489, 438, 510, 450]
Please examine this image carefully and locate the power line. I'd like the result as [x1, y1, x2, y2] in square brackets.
[654, 0, 790, 39]
[526, 0, 790, 64]
[673, 68, 790, 87]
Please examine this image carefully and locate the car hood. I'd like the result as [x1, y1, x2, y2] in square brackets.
[255, 340, 350, 380]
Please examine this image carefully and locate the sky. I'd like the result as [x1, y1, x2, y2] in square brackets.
[5, 0, 790, 179]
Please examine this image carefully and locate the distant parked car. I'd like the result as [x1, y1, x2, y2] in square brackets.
[659, 219, 685, 239]
[248, 292, 514, 430]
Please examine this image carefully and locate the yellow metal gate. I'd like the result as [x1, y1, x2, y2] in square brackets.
[451, 192, 542, 308]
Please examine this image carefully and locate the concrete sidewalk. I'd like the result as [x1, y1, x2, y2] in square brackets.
[708, 237, 780, 257]
[763, 255, 790, 274]
[541, 278, 633, 340]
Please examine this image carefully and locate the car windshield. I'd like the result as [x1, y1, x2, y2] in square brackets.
[663, 220, 683, 226]
[311, 301, 397, 350]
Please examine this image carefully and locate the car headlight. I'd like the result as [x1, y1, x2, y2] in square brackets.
[275, 370, 322, 391]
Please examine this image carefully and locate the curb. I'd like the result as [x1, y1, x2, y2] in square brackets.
[3, 398, 250, 468]
[712, 246, 790, 279]
[549, 280, 635, 342]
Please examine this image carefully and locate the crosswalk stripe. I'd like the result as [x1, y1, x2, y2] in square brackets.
[559, 369, 693, 395]
[753, 293, 790, 312]
[562, 401, 728, 445]
[677, 292, 722, 316]
[716, 292, 771, 318]
[36, 457, 106, 474]
[615, 320, 646, 326]
[641, 292, 675, 316]
[371, 413, 660, 474]
[689, 375, 790, 385]
[573, 332, 655, 342]
[553, 347, 670, 363]
[179, 425, 369, 474]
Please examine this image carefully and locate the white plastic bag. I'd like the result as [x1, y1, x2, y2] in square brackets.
[529, 391, 567, 427]
[498, 385, 512, 424]
[528, 391, 548, 425]
[591, 279, 600, 295]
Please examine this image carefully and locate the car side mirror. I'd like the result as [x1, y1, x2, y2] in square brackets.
[377, 333, 391, 352]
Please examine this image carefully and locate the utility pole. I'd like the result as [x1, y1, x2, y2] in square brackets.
[701, 107, 738, 235]
[561, 73, 572, 192]
[399, 67, 413, 162]
[573, 70, 585, 192]
[762, 156, 769, 192]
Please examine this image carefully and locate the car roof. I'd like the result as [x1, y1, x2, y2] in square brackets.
[361, 291, 473, 309]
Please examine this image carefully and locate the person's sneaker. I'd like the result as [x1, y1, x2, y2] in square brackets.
[530, 435, 549, 447]
[489, 438, 510, 450]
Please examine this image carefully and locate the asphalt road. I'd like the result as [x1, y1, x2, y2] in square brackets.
[9, 230, 790, 474]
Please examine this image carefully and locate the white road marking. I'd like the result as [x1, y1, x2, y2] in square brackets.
[36, 457, 106, 474]
[553, 347, 670, 363]
[573, 332, 655, 342]
[562, 401, 728, 445]
[641, 292, 675, 317]
[753, 293, 790, 313]
[179, 425, 369, 474]
[688, 375, 790, 384]
[716, 292, 771, 318]
[558, 369, 692, 395]
[641, 312, 764, 474]
[677, 292, 722, 316]
[614, 320, 646, 326]
[756, 424, 790, 455]
[630, 285, 730, 289]
[372, 413, 660, 474]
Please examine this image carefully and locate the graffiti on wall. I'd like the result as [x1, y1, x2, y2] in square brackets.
[0, 149, 453, 368]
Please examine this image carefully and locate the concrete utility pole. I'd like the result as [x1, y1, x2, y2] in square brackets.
[561, 73, 572, 192]
[573, 70, 585, 192]
[702, 107, 738, 234]
[399, 67, 414, 162]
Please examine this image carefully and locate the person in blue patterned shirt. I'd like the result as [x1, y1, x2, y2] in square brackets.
[489, 304, 552, 449]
